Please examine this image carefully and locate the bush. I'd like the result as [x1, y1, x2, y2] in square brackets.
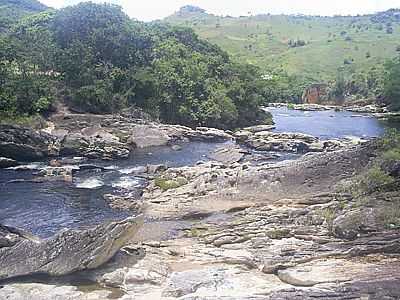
[154, 177, 188, 191]
[353, 166, 395, 195]
[378, 129, 400, 150]
[287, 103, 295, 109]
[380, 202, 400, 229]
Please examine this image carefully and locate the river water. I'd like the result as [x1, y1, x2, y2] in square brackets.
[269, 107, 386, 138]
[0, 109, 395, 238]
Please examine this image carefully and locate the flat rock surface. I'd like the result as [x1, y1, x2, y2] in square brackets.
[0, 217, 142, 280]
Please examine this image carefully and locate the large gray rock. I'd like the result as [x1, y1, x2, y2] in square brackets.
[0, 283, 112, 300]
[209, 146, 248, 164]
[0, 217, 142, 280]
[0, 157, 18, 168]
[0, 125, 59, 161]
[128, 125, 171, 148]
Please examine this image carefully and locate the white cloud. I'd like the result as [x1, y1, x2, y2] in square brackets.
[39, 0, 64, 8]
[39, 0, 400, 21]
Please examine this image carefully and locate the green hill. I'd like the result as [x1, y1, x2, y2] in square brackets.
[165, 7, 400, 83]
[0, 0, 48, 31]
[0, 2, 272, 129]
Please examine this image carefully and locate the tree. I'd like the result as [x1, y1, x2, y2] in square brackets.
[330, 72, 346, 103]
[384, 56, 400, 111]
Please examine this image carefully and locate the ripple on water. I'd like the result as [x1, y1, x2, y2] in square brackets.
[111, 176, 144, 190]
[75, 178, 104, 189]
[118, 166, 146, 175]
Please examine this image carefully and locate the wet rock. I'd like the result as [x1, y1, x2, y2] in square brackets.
[147, 164, 168, 174]
[0, 217, 143, 280]
[0, 157, 18, 168]
[103, 194, 142, 211]
[239, 130, 353, 154]
[60, 132, 89, 156]
[266, 103, 334, 111]
[209, 146, 248, 164]
[0, 125, 59, 161]
[38, 166, 78, 182]
[243, 125, 276, 133]
[345, 104, 387, 114]
[171, 145, 183, 151]
[188, 127, 232, 141]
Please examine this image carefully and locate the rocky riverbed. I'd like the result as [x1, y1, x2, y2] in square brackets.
[0, 112, 399, 299]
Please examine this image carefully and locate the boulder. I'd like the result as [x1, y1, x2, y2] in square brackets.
[188, 127, 232, 141]
[128, 125, 171, 148]
[0, 217, 142, 280]
[209, 146, 248, 164]
[60, 132, 89, 156]
[147, 164, 168, 174]
[333, 210, 364, 240]
[37, 166, 78, 182]
[171, 144, 183, 151]
[0, 125, 58, 161]
[243, 125, 276, 133]
[0, 157, 19, 168]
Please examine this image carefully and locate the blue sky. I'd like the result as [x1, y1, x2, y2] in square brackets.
[39, 0, 400, 21]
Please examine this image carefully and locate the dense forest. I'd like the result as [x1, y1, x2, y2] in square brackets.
[0, 1, 274, 129]
[0, 1, 399, 129]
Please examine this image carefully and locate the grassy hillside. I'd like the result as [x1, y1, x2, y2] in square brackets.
[166, 7, 400, 83]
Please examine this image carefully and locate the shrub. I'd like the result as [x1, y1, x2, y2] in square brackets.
[380, 202, 400, 229]
[354, 166, 395, 194]
[378, 129, 400, 151]
[287, 103, 295, 109]
[154, 177, 188, 191]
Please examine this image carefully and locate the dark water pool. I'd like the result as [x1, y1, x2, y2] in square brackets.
[0, 141, 231, 238]
[268, 107, 388, 139]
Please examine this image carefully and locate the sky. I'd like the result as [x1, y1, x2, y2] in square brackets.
[39, 0, 400, 21]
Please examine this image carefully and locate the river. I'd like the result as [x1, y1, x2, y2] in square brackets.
[0, 108, 395, 238]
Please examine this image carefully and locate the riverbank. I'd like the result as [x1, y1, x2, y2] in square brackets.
[1, 140, 399, 299]
[266, 102, 400, 119]
[0, 112, 399, 299]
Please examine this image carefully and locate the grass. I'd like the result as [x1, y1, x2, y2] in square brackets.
[154, 176, 188, 191]
[166, 10, 400, 82]
[320, 207, 337, 235]
[380, 202, 400, 229]
[0, 113, 47, 129]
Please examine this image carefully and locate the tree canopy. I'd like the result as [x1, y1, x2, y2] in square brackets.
[384, 56, 400, 111]
[0, 2, 272, 129]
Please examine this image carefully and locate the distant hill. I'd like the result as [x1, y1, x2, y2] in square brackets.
[0, 0, 48, 31]
[165, 7, 400, 83]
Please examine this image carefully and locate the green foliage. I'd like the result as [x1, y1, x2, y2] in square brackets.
[0, 0, 48, 32]
[321, 207, 337, 235]
[357, 166, 395, 193]
[380, 202, 400, 229]
[166, 8, 400, 84]
[384, 56, 400, 111]
[154, 177, 188, 191]
[0, 2, 274, 129]
[330, 72, 346, 101]
[378, 128, 400, 150]
[348, 129, 400, 197]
